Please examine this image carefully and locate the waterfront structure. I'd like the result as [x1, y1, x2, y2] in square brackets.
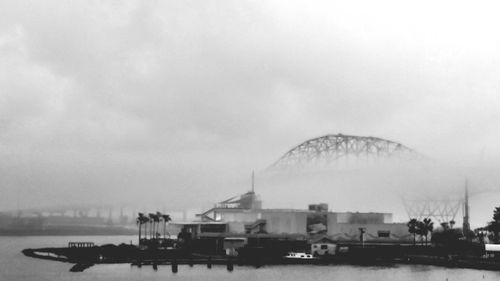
[310, 236, 336, 256]
[176, 190, 411, 243]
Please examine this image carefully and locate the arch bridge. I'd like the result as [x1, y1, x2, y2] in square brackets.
[269, 134, 421, 170]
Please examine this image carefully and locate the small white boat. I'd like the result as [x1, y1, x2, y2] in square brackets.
[284, 252, 317, 259]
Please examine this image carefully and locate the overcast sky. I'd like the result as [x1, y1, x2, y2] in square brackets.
[1, 1, 500, 223]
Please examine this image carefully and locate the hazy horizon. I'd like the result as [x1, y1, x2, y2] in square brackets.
[1, 0, 500, 228]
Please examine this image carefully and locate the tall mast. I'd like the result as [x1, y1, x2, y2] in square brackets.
[251, 170, 255, 193]
[463, 178, 470, 238]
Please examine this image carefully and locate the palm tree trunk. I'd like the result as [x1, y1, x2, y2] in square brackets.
[138, 223, 142, 244]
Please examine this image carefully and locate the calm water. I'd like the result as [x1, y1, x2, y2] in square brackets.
[1, 236, 500, 281]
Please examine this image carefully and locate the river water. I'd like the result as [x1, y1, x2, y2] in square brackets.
[1, 236, 500, 281]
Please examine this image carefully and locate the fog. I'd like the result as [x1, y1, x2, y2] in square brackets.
[1, 1, 500, 227]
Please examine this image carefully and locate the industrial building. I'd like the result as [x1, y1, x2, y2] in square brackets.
[176, 190, 412, 243]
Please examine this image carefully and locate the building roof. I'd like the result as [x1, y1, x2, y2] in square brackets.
[200, 207, 391, 215]
[310, 236, 337, 244]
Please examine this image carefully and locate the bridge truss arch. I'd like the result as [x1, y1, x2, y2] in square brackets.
[269, 134, 421, 170]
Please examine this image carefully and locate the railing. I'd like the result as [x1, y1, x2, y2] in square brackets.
[68, 242, 95, 248]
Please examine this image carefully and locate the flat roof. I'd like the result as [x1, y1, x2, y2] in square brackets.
[199, 232, 308, 239]
[203, 207, 391, 215]
[172, 221, 228, 225]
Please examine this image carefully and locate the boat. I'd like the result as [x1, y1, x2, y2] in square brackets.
[284, 252, 317, 259]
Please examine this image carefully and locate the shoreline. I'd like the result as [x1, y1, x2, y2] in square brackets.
[22, 244, 500, 272]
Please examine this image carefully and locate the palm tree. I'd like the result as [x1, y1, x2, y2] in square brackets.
[440, 222, 449, 230]
[155, 212, 163, 239]
[148, 213, 161, 239]
[449, 220, 455, 229]
[475, 227, 487, 244]
[143, 216, 151, 239]
[148, 213, 156, 239]
[161, 214, 172, 238]
[488, 207, 500, 243]
[422, 218, 434, 245]
[407, 218, 418, 245]
[416, 220, 426, 245]
[136, 213, 147, 244]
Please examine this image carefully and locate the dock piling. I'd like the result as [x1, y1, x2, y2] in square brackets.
[172, 260, 178, 273]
